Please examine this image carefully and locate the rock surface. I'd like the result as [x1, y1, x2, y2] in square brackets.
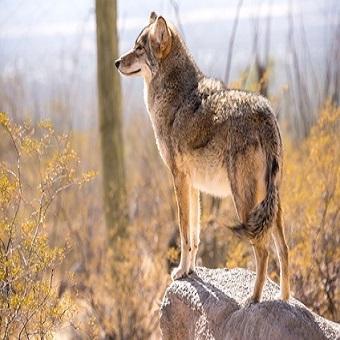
[160, 267, 340, 340]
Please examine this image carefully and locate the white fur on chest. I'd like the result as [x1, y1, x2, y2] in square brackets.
[144, 83, 171, 167]
[143, 81, 150, 113]
[191, 162, 231, 198]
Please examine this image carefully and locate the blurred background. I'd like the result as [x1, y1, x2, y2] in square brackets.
[0, 0, 339, 338]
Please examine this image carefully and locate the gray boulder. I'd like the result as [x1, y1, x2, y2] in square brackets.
[160, 267, 340, 340]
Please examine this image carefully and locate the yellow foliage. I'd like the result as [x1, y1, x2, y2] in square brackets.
[226, 241, 249, 269]
[0, 171, 17, 204]
[0, 115, 92, 338]
[282, 103, 339, 320]
[167, 246, 180, 264]
[0, 112, 9, 128]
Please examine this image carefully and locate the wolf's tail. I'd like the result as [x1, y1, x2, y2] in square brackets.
[231, 156, 279, 240]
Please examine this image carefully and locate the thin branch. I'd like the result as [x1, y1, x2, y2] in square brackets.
[1, 123, 22, 255]
[225, 0, 244, 85]
[169, 0, 186, 40]
[264, 0, 272, 66]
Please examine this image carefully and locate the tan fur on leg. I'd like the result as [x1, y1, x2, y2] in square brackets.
[249, 240, 269, 304]
[272, 200, 290, 300]
[171, 171, 191, 280]
[189, 187, 200, 272]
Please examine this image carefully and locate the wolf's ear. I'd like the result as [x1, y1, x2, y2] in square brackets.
[149, 11, 157, 24]
[150, 16, 171, 58]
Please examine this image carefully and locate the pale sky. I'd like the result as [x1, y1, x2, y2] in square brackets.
[0, 0, 338, 127]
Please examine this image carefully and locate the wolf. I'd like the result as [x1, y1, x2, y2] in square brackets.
[115, 12, 290, 304]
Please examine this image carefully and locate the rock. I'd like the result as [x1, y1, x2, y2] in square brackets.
[160, 267, 340, 340]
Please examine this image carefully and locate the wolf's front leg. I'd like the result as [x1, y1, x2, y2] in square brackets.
[171, 171, 191, 280]
[189, 187, 200, 273]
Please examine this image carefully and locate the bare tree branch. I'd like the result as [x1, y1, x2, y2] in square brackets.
[225, 0, 244, 85]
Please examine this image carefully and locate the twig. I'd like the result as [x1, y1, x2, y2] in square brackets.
[225, 0, 244, 85]
[169, 0, 186, 40]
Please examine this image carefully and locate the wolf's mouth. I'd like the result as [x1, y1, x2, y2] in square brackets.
[121, 69, 141, 76]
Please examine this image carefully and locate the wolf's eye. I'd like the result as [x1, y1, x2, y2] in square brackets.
[135, 45, 143, 52]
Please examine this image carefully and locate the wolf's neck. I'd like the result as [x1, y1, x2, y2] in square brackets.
[159, 37, 201, 93]
[143, 35, 202, 143]
[146, 36, 201, 112]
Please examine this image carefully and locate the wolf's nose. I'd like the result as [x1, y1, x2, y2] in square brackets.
[114, 59, 121, 69]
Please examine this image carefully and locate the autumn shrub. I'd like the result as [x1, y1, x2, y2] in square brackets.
[51, 115, 173, 339]
[282, 102, 339, 321]
[71, 234, 167, 339]
[0, 113, 93, 338]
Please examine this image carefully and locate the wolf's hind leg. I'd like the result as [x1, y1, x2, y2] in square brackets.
[229, 151, 269, 303]
[248, 240, 269, 304]
[231, 179, 269, 304]
[189, 187, 200, 273]
[272, 198, 290, 300]
[171, 172, 191, 280]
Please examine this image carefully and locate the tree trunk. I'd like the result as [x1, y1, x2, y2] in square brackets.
[95, 0, 127, 246]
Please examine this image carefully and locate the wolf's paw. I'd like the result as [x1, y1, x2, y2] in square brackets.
[280, 291, 290, 302]
[171, 266, 189, 280]
[188, 263, 196, 274]
[244, 296, 259, 307]
[280, 289, 290, 302]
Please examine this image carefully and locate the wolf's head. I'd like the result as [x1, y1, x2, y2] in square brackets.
[115, 12, 173, 81]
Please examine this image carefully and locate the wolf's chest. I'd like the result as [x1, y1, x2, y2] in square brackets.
[191, 163, 231, 198]
[177, 150, 232, 198]
[155, 138, 171, 167]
